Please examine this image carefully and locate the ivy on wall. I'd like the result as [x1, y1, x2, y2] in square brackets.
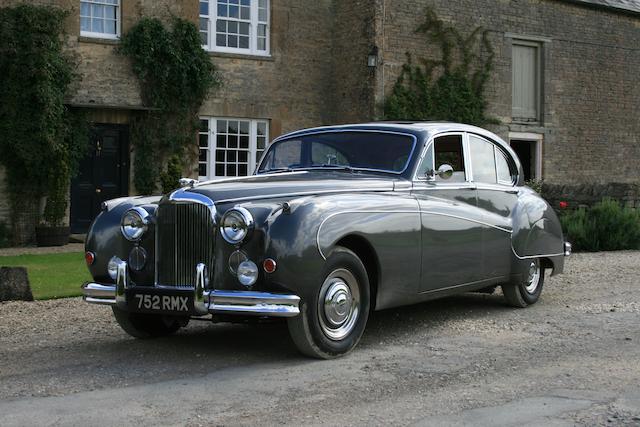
[0, 5, 87, 239]
[384, 8, 495, 125]
[119, 17, 221, 194]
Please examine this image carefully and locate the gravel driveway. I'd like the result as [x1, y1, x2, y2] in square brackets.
[1, 251, 639, 426]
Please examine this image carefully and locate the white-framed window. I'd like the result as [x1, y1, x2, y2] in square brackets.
[199, 0, 270, 56]
[80, 0, 120, 39]
[512, 40, 541, 122]
[199, 117, 269, 180]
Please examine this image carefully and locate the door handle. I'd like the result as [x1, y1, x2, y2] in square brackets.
[96, 188, 102, 194]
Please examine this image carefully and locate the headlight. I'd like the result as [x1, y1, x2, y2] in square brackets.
[237, 260, 259, 287]
[220, 207, 254, 244]
[121, 207, 150, 241]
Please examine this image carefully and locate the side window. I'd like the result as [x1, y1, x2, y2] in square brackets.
[495, 149, 514, 184]
[434, 135, 466, 182]
[469, 135, 497, 184]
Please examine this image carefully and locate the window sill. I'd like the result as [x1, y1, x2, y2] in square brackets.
[79, 36, 120, 45]
[208, 51, 274, 62]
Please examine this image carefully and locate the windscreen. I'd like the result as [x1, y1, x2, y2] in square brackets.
[257, 131, 415, 174]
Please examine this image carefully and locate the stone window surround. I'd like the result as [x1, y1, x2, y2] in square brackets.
[80, 0, 121, 40]
[509, 131, 543, 180]
[200, 0, 271, 57]
[198, 117, 270, 181]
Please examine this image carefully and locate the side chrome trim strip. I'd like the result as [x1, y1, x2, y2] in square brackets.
[510, 245, 565, 260]
[421, 211, 513, 234]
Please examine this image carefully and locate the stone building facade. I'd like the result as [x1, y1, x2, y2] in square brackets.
[0, 0, 639, 238]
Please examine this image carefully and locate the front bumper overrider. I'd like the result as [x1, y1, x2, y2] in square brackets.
[81, 260, 300, 317]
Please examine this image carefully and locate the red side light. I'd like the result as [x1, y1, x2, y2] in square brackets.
[263, 258, 277, 274]
[85, 251, 95, 266]
[559, 201, 568, 209]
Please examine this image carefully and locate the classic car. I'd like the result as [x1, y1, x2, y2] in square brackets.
[82, 122, 571, 358]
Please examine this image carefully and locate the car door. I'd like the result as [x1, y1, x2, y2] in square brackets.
[467, 133, 519, 279]
[411, 133, 485, 293]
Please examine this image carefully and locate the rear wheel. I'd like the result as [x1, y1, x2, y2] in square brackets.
[287, 247, 370, 359]
[502, 259, 544, 308]
[111, 306, 186, 338]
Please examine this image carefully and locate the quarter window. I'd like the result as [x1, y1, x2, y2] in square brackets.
[80, 0, 120, 39]
[200, 0, 270, 56]
[469, 136, 497, 184]
[198, 118, 269, 180]
[469, 135, 515, 185]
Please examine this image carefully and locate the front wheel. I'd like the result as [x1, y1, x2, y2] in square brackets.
[111, 306, 186, 338]
[287, 247, 370, 359]
[502, 259, 544, 308]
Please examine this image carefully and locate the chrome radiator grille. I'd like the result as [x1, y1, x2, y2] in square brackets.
[156, 202, 215, 288]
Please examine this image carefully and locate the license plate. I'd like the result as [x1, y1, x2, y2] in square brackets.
[127, 289, 193, 315]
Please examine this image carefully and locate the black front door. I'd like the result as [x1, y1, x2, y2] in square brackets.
[70, 124, 129, 233]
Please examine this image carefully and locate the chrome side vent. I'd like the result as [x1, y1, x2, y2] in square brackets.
[156, 202, 215, 288]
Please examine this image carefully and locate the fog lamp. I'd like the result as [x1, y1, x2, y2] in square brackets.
[221, 207, 254, 244]
[237, 260, 259, 287]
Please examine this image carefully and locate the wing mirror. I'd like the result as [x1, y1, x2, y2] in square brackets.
[434, 164, 454, 180]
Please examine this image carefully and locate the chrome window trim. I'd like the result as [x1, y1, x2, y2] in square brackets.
[259, 129, 419, 176]
[412, 132, 472, 183]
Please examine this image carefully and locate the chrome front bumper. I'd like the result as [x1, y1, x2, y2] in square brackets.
[82, 260, 300, 317]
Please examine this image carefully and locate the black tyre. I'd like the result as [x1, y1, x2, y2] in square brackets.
[287, 247, 370, 359]
[111, 306, 185, 338]
[502, 259, 545, 308]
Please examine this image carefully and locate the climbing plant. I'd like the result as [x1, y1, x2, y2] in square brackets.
[383, 8, 495, 125]
[119, 17, 221, 194]
[0, 5, 88, 239]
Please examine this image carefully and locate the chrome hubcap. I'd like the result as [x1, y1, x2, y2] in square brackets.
[525, 260, 541, 293]
[318, 269, 360, 341]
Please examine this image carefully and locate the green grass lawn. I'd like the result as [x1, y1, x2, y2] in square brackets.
[0, 252, 91, 300]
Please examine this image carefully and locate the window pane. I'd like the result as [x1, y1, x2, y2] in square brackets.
[227, 151, 237, 162]
[239, 22, 249, 35]
[434, 135, 465, 182]
[216, 150, 225, 162]
[257, 38, 266, 51]
[496, 149, 513, 183]
[226, 164, 237, 176]
[199, 163, 207, 177]
[239, 164, 248, 176]
[200, 31, 208, 45]
[200, 1, 209, 16]
[239, 151, 248, 162]
[512, 44, 539, 120]
[258, 8, 267, 22]
[93, 4, 104, 18]
[240, 6, 250, 20]
[216, 163, 225, 176]
[257, 137, 265, 150]
[228, 20, 237, 33]
[80, 3, 90, 16]
[228, 135, 238, 148]
[200, 119, 209, 132]
[241, 0, 250, 5]
[80, 17, 90, 31]
[257, 122, 266, 136]
[239, 36, 249, 49]
[240, 135, 249, 149]
[199, 149, 207, 162]
[228, 35, 237, 47]
[257, 24, 266, 37]
[104, 19, 116, 34]
[199, 133, 208, 147]
[92, 18, 103, 33]
[469, 136, 497, 183]
[229, 5, 238, 18]
[216, 19, 226, 32]
[217, 135, 226, 148]
[239, 121, 249, 134]
[217, 3, 227, 17]
[105, 6, 116, 19]
[228, 121, 238, 134]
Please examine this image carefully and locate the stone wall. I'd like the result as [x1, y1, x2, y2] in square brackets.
[543, 182, 640, 209]
[375, 0, 640, 185]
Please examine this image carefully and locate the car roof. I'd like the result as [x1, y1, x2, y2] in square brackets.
[274, 121, 508, 145]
